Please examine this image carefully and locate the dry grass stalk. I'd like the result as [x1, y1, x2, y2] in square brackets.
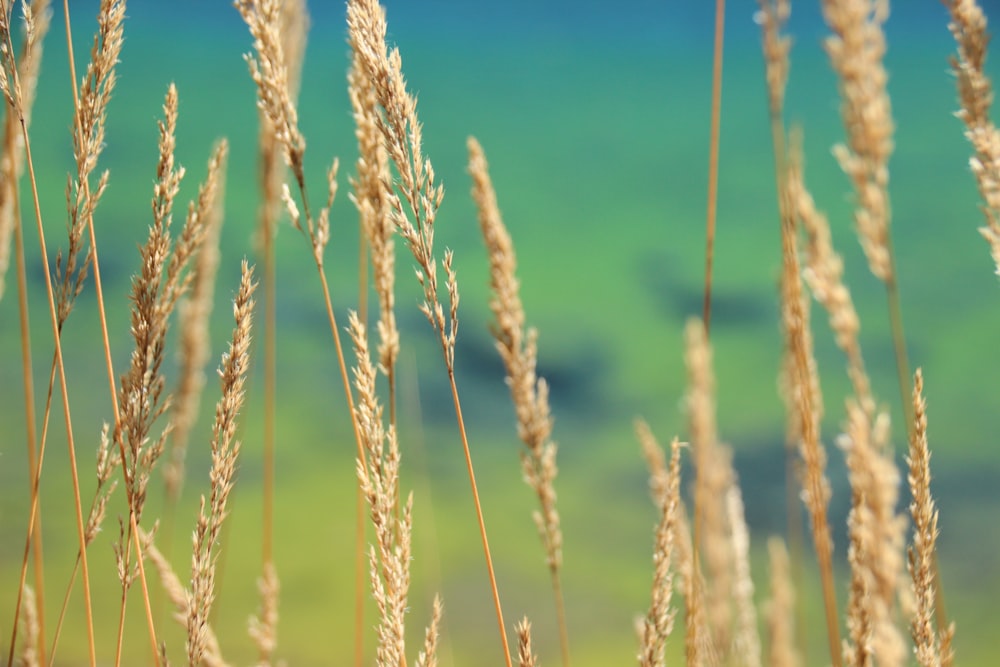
[726, 485, 761, 667]
[839, 397, 906, 667]
[347, 3, 510, 663]
[701, 0, 726, 333]
[941, 0, 1000, 274]
[44, 423, 120, 665]
[56, 0, 126, 328]
[18, 584, 39, 667]
[820, 0, 894, 283]
[0, 3, 101, 665]
[234, 0, 306, 198]
[684, 318, 733, 658]
[117, 84, 184, 529]
[0, 0, 49, 301]
[785, 127, 908, 667]
[907, 370, 955, 667]
[248, 562, 280, 667]
[236, 0, 335, 266]
[672, 499, 716, 667]
[117, 84, 214, 535]
[349, 53, 397, 398]
[236, 5, 375, 664]
[821, 0, 914, 442]
[414, 595, 443, 667]
[765, 539, 801, 667]
[347, 0, 450, 347]
[516, 618, 538, 667]
[755, 6, 810, 631]
[188, 261, 257, 666]
[110, 85, 223, 667]
[348, 62, 399, 658]
[635, 422, 681, 667]
[1, 3, 51, 664]
[756, 0, 791, 125]
[469, 135, 570, 663]
[164, 139, 229, 503]
[778, 146, 842, 667]
[787, 132, 874, 416]
[348, 311, 419, 667]
[144, 535, 229, 667]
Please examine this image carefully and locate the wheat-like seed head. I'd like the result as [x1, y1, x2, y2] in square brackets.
[516, 618, 538, 667]
[765, 539, 801, 667]
[821, 0, 895, 282]
[188, 261, 256, 666]
[636, 422, 681, 667]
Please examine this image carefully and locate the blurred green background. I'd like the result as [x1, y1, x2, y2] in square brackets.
[1, 1, 998, 664]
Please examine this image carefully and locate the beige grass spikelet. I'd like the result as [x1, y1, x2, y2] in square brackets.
[727, 484, 761, 667]
[821, 0, 895, 282]
[764, 539, 801, 667]
[349, 312, 417, 667]
[684, 318, 734, 658]
[907, 369, 954, 667]
[470, 136, 562, 572]
[840, 398, 907, 667]
[165, 139, 229, 504]
[516, 618, 538, 667]
[0, 0, 49, 302]
[188, 261, 257, 666]
[636, 422, 682, 667]
[942, 0, 1000, 274]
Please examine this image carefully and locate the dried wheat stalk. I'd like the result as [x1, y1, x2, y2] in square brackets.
[347, 3, 510, 662]
[0, 0, 48, 301]
[188, 261, 257, 666]
[941, 0, 1000, 274]
[821, 0, 894, 283]
[907, 369, 955, 667]
[164, 139, 229, 503]
[636, 422, 681, 667]
[516, 619, 538, 667]
[778, 140, 841, 666]
[685, 318, 734, 659]
[350, 312, 441, 667]
[765, 539, 801, 667]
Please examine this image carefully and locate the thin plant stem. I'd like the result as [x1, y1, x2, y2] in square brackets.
[446, 366, 513, 667]
[702, 0, 726, 335]
[551, 568, 570, 667]
[59, 3, 160, 664]
[10, 100, 46, 667]
[354, 191, 367, 667]
[354, 487, 366, 667]
[262, 193, 276, 568]
[0, 47, 97, 667]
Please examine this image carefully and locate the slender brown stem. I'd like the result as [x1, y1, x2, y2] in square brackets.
[702, 0, 726, 335]
[446, 367, 513, 667]
[14, 75, 97, 667]
[551, 567, 571, 667]
[0, 7, 96, 666]
[314, 255, 366, 472]
[263, 210, 276, 568]
[61, 3, 161, 663]
[353, 216, 367, 667]
[884, 239, 949, 634]
[354, 488, 366, 667]
[311, 261, 369, 667]
[12, 122, 46, 667]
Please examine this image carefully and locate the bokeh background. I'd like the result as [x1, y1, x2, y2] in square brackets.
[1, 0, 998, 664]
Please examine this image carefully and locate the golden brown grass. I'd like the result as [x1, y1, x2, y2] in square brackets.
[0, 0, 978, 665]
